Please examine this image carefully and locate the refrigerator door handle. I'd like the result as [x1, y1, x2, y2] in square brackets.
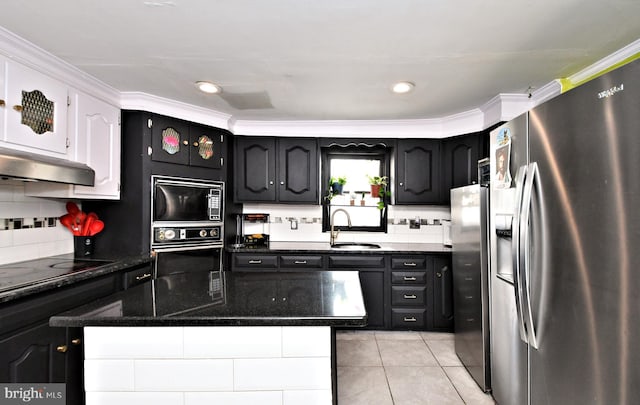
[512, 164, 529, 343]
[519, 162, 540, 349]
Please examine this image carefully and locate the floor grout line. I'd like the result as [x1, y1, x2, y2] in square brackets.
[337, 330, 490, 405]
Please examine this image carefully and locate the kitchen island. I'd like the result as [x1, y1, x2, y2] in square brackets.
[50, 270, 367, 405]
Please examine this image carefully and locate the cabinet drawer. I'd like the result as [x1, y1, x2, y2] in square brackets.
[233, 254, 278, 270]
[279, 255, 324, 270]
[391, 257, 427, 269]
[391, 308, 426, 329]
[123, 265, 153, 289]
[328, 255, 385, 268]
[391, 271, 427, 285]
[391, 286, 426, 306]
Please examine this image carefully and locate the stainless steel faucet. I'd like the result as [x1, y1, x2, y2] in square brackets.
[330, 208, 352, 245]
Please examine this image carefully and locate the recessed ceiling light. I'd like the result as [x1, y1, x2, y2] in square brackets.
[392, 81, 415, 94]
[196, 81, 222, 94]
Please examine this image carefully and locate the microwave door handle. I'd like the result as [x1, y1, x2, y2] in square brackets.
[154, 187, 168, 220]
[512, 164, 529, 344]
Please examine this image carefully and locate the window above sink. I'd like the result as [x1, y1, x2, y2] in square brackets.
[321, 143, 391, 233]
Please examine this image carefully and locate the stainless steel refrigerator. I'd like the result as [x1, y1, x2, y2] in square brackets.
[451, 184, 491, 392]
[489, 58, 640, 405]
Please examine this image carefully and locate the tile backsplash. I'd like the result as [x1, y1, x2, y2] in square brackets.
[242, 204, 451, 244]
[0, 182, 73, 265]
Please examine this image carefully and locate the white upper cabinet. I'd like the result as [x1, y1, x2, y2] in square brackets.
[2, 59, 68, 156]
[25, 89, 121, 199]
[68, 90, 121, 199]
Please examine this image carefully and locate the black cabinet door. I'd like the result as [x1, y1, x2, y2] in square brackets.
[359, 271, 385, 329]
[235, 137, 277, 201]
[150, 115, 190, 165]
[433, 256, 454, 330]
[441, 133, 483, 203]
[65, 328, 84, 405]
[188, 123, 223, 169]
[277, 138, 318, 203]
[0, 322, 66, 384]
[396, 139, 441, 204]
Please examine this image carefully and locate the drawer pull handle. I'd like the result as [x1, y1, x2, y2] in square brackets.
[0, 100, 5, 107]
[71, 338, 82, 345]
[403, 262, 417, 267]
[403, 317, 417, 322]
[294, 260, 307, 264]
[56, 345, 68, 353]
[403, 294, 417, 299]
[403, 276, 417, 281]
[135, 273, 152, 281]
[248, 260, 263, 264]
[13, 104, 23, 112]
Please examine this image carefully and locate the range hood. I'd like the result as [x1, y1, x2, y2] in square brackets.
[0, 147, 94, 186]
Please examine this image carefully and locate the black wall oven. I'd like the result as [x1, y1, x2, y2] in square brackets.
[151, 175, 224, 278]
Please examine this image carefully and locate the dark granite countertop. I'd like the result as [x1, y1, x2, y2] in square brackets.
[227, 241, 451, 254]
[0, 254, 153, 304]
[50, 270, 367, 328]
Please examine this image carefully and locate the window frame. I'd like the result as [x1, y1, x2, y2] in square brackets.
[321, 145, 390, 233]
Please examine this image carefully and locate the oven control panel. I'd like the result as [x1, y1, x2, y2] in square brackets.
[153, 226, 222, 245]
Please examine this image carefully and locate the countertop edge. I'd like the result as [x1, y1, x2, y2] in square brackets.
[0, 255, 153, 304]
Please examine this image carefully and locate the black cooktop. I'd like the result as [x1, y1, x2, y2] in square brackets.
[0, 258, 113, 293]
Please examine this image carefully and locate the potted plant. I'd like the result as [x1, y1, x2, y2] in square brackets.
[367, 175, 388, 198]
[349, 192, 356, 206]
[360, 192, 366, 206]
[330, 176, 347, 195]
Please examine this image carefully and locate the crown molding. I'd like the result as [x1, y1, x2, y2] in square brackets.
[565, 38, 640, 87]
[120, 92, 232, 130]
[231, 108, 490, 139]
[0, 26, 120, 107]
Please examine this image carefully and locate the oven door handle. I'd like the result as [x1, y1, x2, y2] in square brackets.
[152, 244, 223, 253]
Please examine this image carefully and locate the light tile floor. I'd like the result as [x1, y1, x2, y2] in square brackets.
[337, 330, 496, 405]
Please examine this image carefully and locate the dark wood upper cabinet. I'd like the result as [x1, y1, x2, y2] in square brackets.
[235, 137, 276, 202]
[441, 132, 488, 203]
[395, 139, 441, 204]
[277, 138, 318, 203]
[151, 115, 223, 169]
[235, 136, 318, 203]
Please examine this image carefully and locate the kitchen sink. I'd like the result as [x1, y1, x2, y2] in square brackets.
[330, 242, 381, 249]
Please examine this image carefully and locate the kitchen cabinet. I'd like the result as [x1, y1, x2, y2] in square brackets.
[440, 132, 487, 204]
[0, 274, 120, 405]
[279, 255, 324, 271]
[231, 253, 324, 273]
[234, 136, 318, 203]
[232, 253, 279, 272]
[2, 59, 68, 156]
[229, 250, 452, 331]
[395, 139, 441, 204]
[433, 256, 454, 330]
[121, 263, 154, 289]
[389, 255, 431, 330]
[150, 114, 224, 169]
[24, 90, 122, 199]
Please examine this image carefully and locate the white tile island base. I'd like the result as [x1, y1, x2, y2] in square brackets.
[83, 326, 333, 405]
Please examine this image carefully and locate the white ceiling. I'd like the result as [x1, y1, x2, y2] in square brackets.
[0, 0, 639, 122]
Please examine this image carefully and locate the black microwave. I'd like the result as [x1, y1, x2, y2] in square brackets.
[152, 175, 224, 223]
